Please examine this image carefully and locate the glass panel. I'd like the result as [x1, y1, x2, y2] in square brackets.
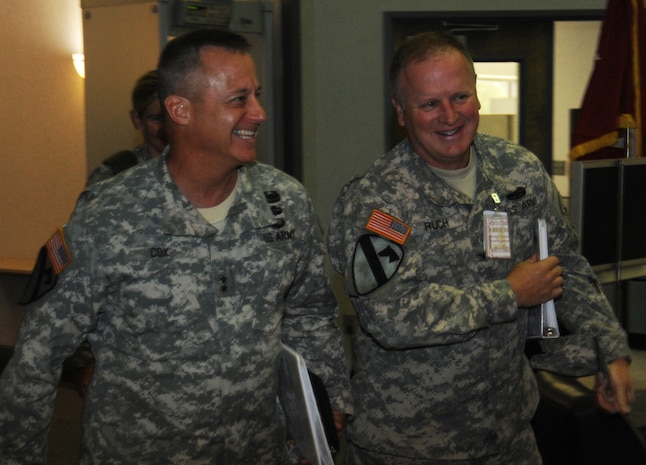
[474, 62, 519, 143]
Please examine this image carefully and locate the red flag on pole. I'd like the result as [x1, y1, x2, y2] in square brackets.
[570, 0, 646, 161]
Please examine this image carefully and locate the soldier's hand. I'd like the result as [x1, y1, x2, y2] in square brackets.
[333, 411, 346, 437]
[596, 358, 634, 414]
[506, 254, 563, 307]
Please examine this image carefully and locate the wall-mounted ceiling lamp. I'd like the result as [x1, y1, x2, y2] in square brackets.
[72, 53, 85, 79]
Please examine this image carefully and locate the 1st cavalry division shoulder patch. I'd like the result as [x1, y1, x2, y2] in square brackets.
[352, 235, 404, 295]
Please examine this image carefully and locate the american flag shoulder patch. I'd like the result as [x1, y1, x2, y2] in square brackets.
[45, 228, 72, 274]
[365, 209, 411, 245]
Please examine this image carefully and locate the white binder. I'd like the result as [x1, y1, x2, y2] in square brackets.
[278, 344, 335, 465]
[527, 219, 560, 339]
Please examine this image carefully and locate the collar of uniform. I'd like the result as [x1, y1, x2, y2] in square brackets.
[472, 136, 527, 205]
[401, 140, 468, 207]
[158, 159, 279, 236]
[404, 136, 519, 208]
[157, 154, 218, 238]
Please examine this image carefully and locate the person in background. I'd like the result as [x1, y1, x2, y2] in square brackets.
[327, 31, 633, 465]
[87, 69, 167, 185]
[0, 28, 351, 464]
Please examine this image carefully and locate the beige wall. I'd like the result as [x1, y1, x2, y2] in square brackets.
[0, 0, 87, 346]
[553, 21, 602, 197]
[0, 0, 87, 270]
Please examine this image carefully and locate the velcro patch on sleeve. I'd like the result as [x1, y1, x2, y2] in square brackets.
[365, 209, 411, 245]
[352, 235, 403, 295]
[18, 228, 72, 305]
[46, 228, 72, 274]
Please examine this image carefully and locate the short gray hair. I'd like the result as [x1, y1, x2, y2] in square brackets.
[389, 31, 476, 105]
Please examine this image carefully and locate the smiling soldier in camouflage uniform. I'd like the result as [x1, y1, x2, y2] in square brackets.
[0, 29, 351, 464]
[327, 31, 633, 465]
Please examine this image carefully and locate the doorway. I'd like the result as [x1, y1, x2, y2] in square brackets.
[385, 12, 604, 175]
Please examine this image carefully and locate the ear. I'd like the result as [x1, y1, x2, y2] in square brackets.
[164, 96, 190, 126]
[129, 109, 143, 130]
[391, 95, 406, 127]
[473, 76, 482, 110]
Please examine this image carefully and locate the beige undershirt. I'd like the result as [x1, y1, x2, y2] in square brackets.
[428, 149, 477, 199]
[196, 177, 239, 226]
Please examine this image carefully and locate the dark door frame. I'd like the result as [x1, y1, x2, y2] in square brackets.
[280, 0, 302, 180]
[384, 10, 605, 174]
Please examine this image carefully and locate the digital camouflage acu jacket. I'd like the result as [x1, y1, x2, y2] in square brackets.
[328, 134, 630, 461]
[0, 153, 351, 464]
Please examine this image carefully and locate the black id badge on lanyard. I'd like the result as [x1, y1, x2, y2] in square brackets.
[483, 193, 511, 259]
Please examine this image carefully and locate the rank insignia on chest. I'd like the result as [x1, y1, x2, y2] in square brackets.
[365, 209, 411, 245]
[215, 270, 237, 297]
[352, 235, 403, 295]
